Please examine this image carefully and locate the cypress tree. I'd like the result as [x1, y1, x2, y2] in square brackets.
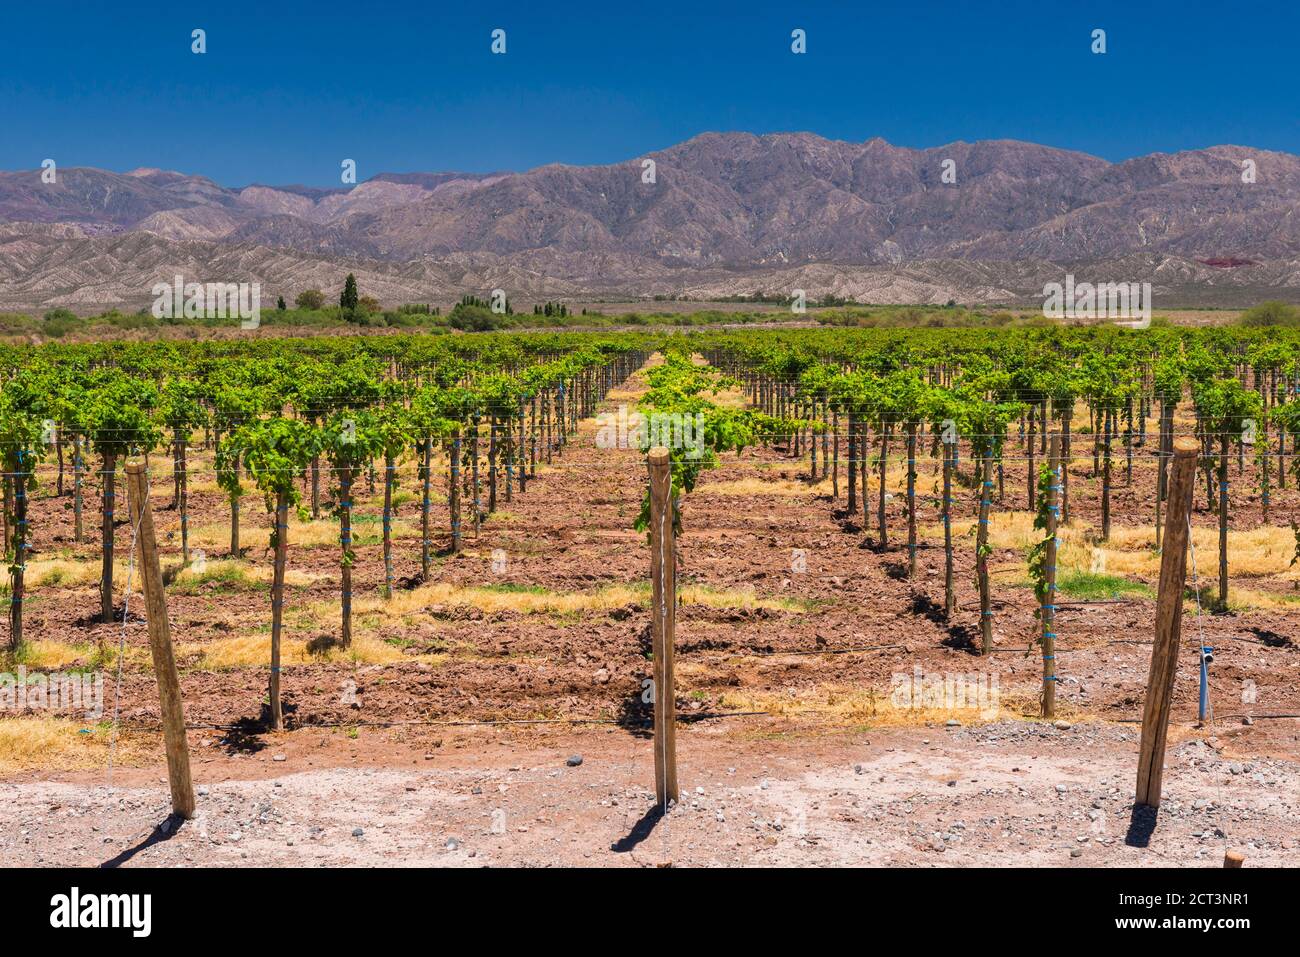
[340, 274, 359, 311]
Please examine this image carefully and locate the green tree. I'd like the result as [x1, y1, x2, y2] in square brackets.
[160, 379, 209, 564]
[371, 399, 415, 598]
[1193, 377, 1262, 609]
[321, 409, 384, 647]
[231, 417, 321, 730]
[295, 289, 326, 311]
[340, 274, 359, 312]
[963, 390, 1022, 654]
[83, 379, 161, 624]
[212, 382, 272, 556]
[0, 385, 48, 650]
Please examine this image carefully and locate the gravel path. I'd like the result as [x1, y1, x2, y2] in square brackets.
[4, 718, 1296, 867]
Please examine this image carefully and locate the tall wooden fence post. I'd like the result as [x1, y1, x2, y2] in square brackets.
[124, 459, 196, 819]
[1135, 437, 1199, 809]
[647, 447, 679, 811]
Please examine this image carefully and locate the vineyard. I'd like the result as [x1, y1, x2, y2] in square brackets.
[2, 323, 1299, 865]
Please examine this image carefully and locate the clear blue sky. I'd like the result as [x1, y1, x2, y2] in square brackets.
[1, 0, 1296, 186]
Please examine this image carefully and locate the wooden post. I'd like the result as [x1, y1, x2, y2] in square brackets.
[876, 424, 889, 548]
[1218, 432, 1229, 609]
[905, 423, 918, 578]
[1101, 411, 1113, 541]
[942, 438, 955, 619]
[100, 452, 117, 624]
[339, 467, 353, 649]
[310, 454, 321, 519]
[831, 410, 839, 498]
[1061, 411, 1072, 524]
[420, 438, 432, 580]
[821, 400, 829, 480]
[269, 491, 289, 732]
[8, 451, 29, 650]
[1041, 435, 1061, 718]
[383, 454, 395, 599]
[1224, 849, 1245, 868]
[124, 459, 196, 819]
[450, 430, 462, 553]
[647, 447, 679, 811]
[178, 438, 189, 565]
[73, 436, 84, 544]
[976, 445, 994, 654]
[1027, 405, 1036, 511]
[1135, 436, 1200, 809]
[471, 415, 481, 538]
[846, 412, 858, 515]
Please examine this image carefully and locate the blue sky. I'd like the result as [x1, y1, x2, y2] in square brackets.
[1, 0, 1296, 186]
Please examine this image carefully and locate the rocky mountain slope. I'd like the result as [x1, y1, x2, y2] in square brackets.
[2, 133, 1297, 310]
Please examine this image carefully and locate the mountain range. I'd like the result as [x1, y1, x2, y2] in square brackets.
[2, 132, 1298, 312]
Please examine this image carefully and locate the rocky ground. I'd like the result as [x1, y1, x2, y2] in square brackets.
[3, 717, 1297, 867]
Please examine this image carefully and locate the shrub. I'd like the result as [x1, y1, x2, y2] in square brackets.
[295, 289, 326, 310]
[448, 303, 510, 332]
[1240, 301, 1300, 327]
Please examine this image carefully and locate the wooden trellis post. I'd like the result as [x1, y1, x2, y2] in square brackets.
[1135, 437, 1199, 809]
[124, 459, 196, 819]
[647, 447, 679, 810]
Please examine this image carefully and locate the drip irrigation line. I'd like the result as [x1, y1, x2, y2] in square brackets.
[105, 709, 1300, 736]
[741, 643, 906, 657]
[111, 710, 774, 733]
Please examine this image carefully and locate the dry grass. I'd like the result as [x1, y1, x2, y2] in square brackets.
[678, 583, 806, 610]
[1219, 585, 1300, 611]
[708, 386, 750, 410]
[351, 581, 805, 620]
[3, 641, 151, 672]
[7, 554, 324, 600]
[169, 559, 324, 589]
[0, 717, 146, 773]
[716, 682, 1052, 726]
[996, 519, 1300, 584]
[4, 640, 87, 670]
[189, 633, 422, 669]
[921, 511, 1076, 554]
[185, 474, 223, 496]
[917, 510, 1300, 610]
[24, 558, 131, 589]
[1103, 524, 1298, 579]
[707, 460, 930, 496]
[698, 477, 835, 497]
[188, 516, 420, 551]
